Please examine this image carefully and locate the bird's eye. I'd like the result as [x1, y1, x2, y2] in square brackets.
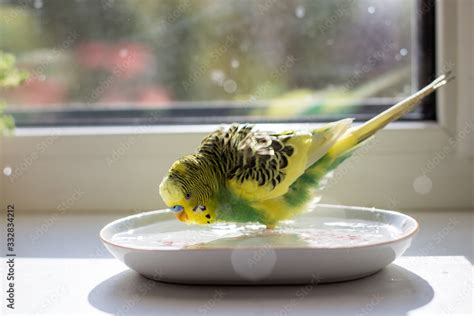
[170, 205, 184, 213]
[185, 193, 191, 200]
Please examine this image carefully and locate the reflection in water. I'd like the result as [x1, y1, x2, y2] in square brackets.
[110, 216, 403, 250]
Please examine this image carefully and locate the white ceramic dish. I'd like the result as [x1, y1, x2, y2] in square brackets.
[100, 204, 418, 284]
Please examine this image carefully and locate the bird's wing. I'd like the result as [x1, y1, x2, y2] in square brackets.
[222, 120, 352, 202]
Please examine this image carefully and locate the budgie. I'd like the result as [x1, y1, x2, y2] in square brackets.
[159, 73, 452, 228]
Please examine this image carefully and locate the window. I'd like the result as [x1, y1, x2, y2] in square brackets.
[0, 0, 435, 126]
[2, 0, 472, 220]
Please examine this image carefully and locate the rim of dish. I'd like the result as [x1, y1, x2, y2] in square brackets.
[99, 204, 420, 251]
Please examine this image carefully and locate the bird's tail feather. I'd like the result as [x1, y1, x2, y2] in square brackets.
[298, 73, 453, 194]
[328, 72, 454, 157]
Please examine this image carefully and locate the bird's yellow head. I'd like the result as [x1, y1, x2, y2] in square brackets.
[159, 157, 217, 225]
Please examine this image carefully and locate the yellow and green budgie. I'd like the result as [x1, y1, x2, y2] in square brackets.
[159, 73, 452, 228]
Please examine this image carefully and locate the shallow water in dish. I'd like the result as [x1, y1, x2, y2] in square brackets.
[110, 215, 404, 250]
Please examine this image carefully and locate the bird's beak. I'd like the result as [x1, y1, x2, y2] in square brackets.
[176, 211, 188, 222]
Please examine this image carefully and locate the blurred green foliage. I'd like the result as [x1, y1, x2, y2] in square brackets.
[0, 51, 28, 133]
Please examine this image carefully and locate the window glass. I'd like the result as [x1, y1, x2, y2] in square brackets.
[0, 0, 429, 125]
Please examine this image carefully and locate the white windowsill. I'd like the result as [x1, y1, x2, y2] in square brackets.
[11, 121, 440, 137]
[1, 120, 472, 213]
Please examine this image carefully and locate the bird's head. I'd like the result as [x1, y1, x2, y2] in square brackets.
[159, 157, 217, 225]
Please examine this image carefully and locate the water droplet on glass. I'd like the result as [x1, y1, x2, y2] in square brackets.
[326, 38, 335, 46]
[3, 166, 12, 177]
[400, 48, 408, 56]
[34, 0, 43, 9]
[295, 5, 306, 18]
[413, 175, 433, 195]
[231, 59, 240, 69]
[223, 79, 237, 94]
[368, 6, 375, 14]
[38, 74, 47, 82]
[210, 70, 225, 86]
[119, 49, 128, 58]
